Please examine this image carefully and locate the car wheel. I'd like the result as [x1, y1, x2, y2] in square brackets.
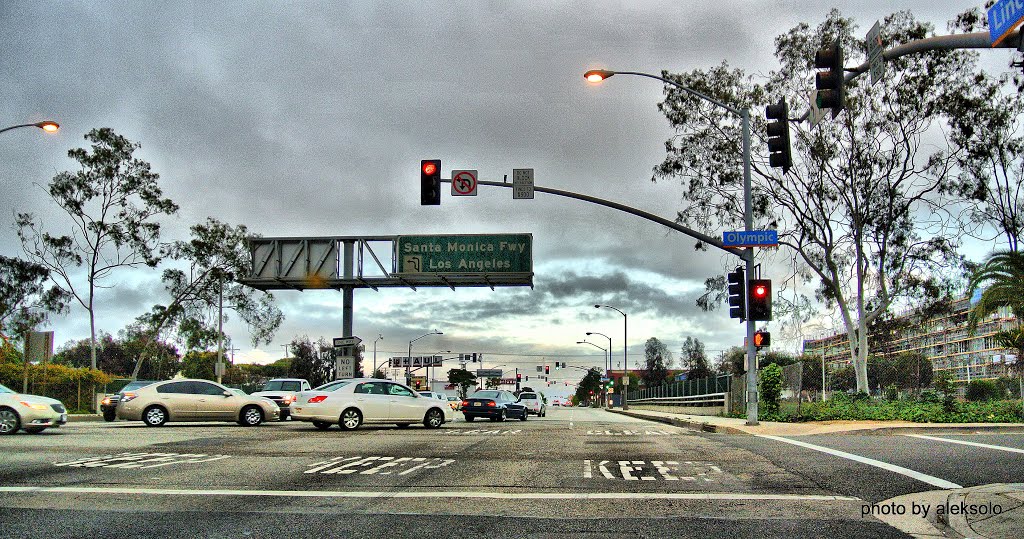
[520, 410, 528, 421]
[24, 426, 46, 434]
[142, 406, 168, 427]
[497, 409, 506, 422]
[339, 408, 362, 431]
[103, 409, 116, 422]
[312, 420, 333, 430]
[465, 415, 475, 422]
[396, 423, 411, 429]
[239, 405, 264, 427]
[424, 408, 444, 429]
[0, 407, 21, 435]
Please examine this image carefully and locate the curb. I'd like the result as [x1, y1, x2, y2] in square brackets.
[605, 409, 1024, 436]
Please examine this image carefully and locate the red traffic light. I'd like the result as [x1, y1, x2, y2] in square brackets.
[753, 284, 768, 298]
[422, 161, 438, 175]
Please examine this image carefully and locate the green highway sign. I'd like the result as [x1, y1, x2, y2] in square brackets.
[395, 234, 533, 274]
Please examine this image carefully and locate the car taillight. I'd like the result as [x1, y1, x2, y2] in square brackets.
[307, 395, 328, 403]
[461, 400, 469, 408]
[121, 392, 137, 403]
[284, 395, 295, 404]
[486, 401, 496, 407]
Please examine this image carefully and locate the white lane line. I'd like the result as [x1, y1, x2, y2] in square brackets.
[756, 434, 962, 489]
[906, 434, 1024, 454]
[0, 486, 860, 501]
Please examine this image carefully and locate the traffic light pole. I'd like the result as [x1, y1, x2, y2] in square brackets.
[741, 110, 759, 426]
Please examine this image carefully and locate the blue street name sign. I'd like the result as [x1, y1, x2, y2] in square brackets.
[722, 230, 778, 248]
[989, 0, 1024, 47]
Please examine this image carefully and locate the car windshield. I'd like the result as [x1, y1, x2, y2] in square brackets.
[313, 380, 355, 392]
[262, 380, 302, 392]
[0, 383, 13, 394]
[472, 391, 500, 399]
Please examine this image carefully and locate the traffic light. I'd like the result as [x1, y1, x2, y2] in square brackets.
[815, 40, 845, 118]
[525, 376, 529, 382]
[470, 353, 477, 363]
[420, 159, 441, 205]
[545, 365, 550, 375]
[766, 98, 791, 174]
[516, 373, 522, 382]
[561, 362, 566, 368]
[748, 279, 772, 321]
[727, 268, 745, 320]
[753, 331, 771, 349]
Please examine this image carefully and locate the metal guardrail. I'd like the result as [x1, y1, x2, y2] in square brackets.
[628, 392, 727, 407]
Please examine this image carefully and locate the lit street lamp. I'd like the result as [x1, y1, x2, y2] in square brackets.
[372, 334, 383, 378]
[0, 121, 59, 135]
[586, 331, 613, 376]
[407, 330, 442, 387]
[585, 68, 759, 425]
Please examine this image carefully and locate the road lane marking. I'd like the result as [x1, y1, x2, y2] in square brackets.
[582, 459, 721, 482]
[905, 434, 1024, 454]
[584, 430, 675, 436]
[304, 456, 456, 475]
[53, 452, 232, 469]
[756, 435, 962, 489]
[0, 486, 860, 501]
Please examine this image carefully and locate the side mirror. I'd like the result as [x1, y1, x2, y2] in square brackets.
[223, 391, 232, 397]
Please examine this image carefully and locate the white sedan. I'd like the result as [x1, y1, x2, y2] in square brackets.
[0, 383, 68, 434]
[291, 378, 453, 431]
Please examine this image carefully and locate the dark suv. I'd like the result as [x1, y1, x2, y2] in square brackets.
[100, 380, 157, 421]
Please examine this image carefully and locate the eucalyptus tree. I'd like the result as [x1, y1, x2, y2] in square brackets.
[641, 337, 672, 386]
[653, 10, 974, 392]
[128, 218, 283, 378]
[0, 255, 68, 346]
[17, 128, 178, 369]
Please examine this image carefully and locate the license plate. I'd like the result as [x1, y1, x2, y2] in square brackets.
[472, 402, 480, 406]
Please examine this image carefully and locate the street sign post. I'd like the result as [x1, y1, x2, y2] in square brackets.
[451, 169, 478, 196]
[866, 21, 885, 85]
[476, 369, 503, 378]
[333, 336, 362, 347]
[989, 0, 1024, 47]
[512, 168, 534, 199]
[395, 234, 533, 274]
[722, 230, 779, 248]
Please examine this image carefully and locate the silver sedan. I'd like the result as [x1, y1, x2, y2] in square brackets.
[291, 378, 453, 431]
[0, 383, 68, 434]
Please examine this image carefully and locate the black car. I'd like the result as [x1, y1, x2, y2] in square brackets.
[462, 390, 528, 422]
[100, 380, 157, 421]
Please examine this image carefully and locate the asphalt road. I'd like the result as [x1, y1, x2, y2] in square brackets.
[1, 407, 1021, 538]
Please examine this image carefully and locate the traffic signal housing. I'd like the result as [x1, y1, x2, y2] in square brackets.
[753, 330, 771, 349]
[545, 365, 550, 375]
[748, 279, 772, 321]
[766, 98, 792, 174]
[815, 40, 845, 117]
[420, 159, 441, 205]
[727, 268, 746, 321]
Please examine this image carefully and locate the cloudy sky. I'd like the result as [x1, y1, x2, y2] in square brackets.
[0, 2, 1009, 395]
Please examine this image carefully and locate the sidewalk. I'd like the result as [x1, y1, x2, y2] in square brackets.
[607, 407, 1024, 435]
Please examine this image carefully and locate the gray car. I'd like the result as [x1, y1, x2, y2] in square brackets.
[115, 379, 280, 427]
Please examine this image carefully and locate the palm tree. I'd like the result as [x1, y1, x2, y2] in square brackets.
[967, 250, 1024, 332]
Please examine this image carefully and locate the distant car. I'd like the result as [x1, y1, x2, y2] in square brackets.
[462, 390, 528, 422]
[250, 378, 311, 420]
[291, 378, 453, 430]
[517, 392, 546, 417]
[115, 379, 280, 427]
[0, 383, 67, 435]
[100, 380, 158, 422]
[446, 395, 461, 411]
[419, 391, 459, 411]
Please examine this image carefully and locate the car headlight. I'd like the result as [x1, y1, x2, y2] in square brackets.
[19, 401, 50, 411]
[101, 397, 111, 406]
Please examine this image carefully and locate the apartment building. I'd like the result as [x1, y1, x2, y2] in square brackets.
[802, 294, 1018, 383]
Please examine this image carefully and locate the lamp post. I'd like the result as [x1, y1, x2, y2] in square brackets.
[595, 304, 628, 410]
[0, 121, 59, 135]
[407, 330, 442, 387]
[586, 331, 613, 377]
[372, 334, 383, 378]
[585, 68, 758, 425]
[577, 340, 608, 406]
[431, 350, 452, 391]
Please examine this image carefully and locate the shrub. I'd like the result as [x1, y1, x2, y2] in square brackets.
[918, 390, 941, 404]
[966, 380, 1003, 402]
[759, 363, 783, 416]
[884, 384, 899, 401]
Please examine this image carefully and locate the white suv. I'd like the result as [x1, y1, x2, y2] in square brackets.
[517, 392, 546, 417]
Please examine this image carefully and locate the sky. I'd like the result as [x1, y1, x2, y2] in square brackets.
[0, 2, 1011, 397]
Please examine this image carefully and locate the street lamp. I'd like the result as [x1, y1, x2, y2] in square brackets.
[407, 330, 442, 387]
[595, 304, 628, 409]
[585, 68, 759, 425]
[0, 121, 60, 135]
[372, 334, 383, 378]
[577, 340, 609, 406]
[586, 331, 613, 376]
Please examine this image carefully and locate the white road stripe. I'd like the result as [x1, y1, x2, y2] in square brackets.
[0, 486, 860, 501]
[906, 434, 1024, 454]
[756, 435, 962, 489]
